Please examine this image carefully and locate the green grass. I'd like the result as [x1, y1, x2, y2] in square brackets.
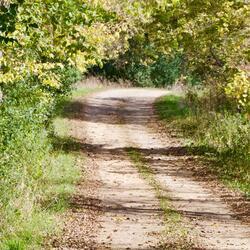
[0, 87, 97, 250]
[155, 94, 250, 197]
[155, 95, 189, 122]
[1, 118, 78, 250]
[155, 95, 197, 137]
[72, 86, 100, 98]
[127, 148, 193, 249]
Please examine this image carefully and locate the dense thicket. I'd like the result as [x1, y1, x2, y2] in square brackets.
[95, 0, 249, 112]
[90, 37, 186, 87]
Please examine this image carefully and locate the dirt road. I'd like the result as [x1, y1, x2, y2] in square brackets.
[53, 88, 250, 250]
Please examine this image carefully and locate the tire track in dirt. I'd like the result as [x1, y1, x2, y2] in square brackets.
[118, 89, 250, 250]
[80, 89, 166, 249]
[52, 88, 250, 250]
[52, 89, 169, 249]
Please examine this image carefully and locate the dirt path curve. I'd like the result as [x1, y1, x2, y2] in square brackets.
[54, 88, 250, 250]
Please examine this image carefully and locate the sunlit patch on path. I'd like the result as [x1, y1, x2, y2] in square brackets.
[53, 88, 250, 250]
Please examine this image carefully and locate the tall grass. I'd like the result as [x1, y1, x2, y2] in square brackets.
[155, 94, 250, 197]
[0, 68, 86, 249]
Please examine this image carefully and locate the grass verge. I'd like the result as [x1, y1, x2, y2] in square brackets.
[155, 94, 250, 197]
[127, 148, 194, 249]
[0, 87, 96, 250]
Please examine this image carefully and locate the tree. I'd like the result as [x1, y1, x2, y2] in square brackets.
[136, 0, 249, 111]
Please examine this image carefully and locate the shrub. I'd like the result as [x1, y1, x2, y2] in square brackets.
[225, 70, 250, 113]
[195, 112, 250, 195]
[196, 113, 250, 157]
[0, 66, 82, 248]
[91, 53, 184, 87]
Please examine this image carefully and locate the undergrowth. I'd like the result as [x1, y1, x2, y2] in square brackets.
[155, 94, 250, 197]
[0, 67, 93, 249]
[0, 108, 80, 250]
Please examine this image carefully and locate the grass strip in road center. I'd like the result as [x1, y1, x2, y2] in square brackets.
[127, 148, 195, 250]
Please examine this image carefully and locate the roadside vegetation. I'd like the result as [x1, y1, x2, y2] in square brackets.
[156, 94, 250, 197]
[0, 74, 96, 249]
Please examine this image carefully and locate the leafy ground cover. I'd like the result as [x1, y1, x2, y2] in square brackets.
[0, 86, 95, 250]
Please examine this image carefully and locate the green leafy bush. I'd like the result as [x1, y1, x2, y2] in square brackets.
[0, 67, 82, 249]
[91, 54, 184, 87]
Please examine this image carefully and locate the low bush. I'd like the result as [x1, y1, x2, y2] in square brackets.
[194, 112, 250, 195]
[197, 113, 250, 156]
[0, 67, 82, 249]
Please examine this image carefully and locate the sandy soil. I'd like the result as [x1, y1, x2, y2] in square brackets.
[52, 88, 250, 250]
